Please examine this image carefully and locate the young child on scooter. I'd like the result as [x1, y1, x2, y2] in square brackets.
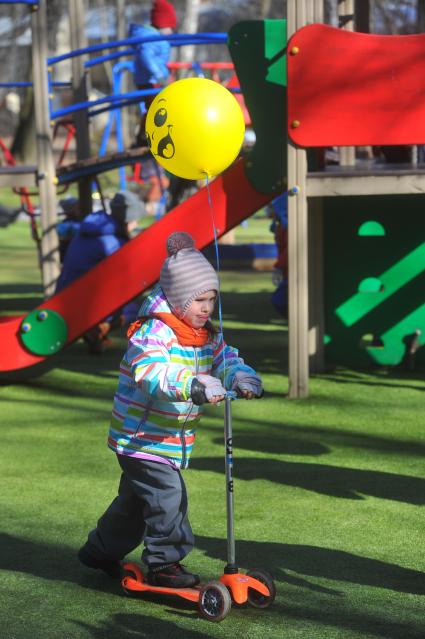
[78, 231, 262, 588]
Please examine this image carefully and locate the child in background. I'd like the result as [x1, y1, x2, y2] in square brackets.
[129, 0, 176, 216]
[57, 196, 82, 263]
[129, 0, 177, 147]
[78, 231, 263, 586]
[269, 192, 288, 318]
[56, 191, 144, 353]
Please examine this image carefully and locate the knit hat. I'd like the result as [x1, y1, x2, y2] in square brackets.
[151, 0, 177, 29]
[59, 196, 79, 216]
[110, 191, 144, 224]
[160, 231, 219, 318]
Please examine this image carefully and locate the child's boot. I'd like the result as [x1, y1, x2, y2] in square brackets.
[78, 544, 122, 578]
[147, 562, 200, 588]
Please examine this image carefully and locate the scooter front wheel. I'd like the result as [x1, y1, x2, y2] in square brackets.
[197, 581, 232, 622]
[246, 569, 276, 609]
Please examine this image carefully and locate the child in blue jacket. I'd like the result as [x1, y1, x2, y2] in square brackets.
[129, 0, 177, 147]
[56, 191, 144, 352]
[78, 232, 263, 587]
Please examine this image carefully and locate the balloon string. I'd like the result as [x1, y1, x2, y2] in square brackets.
[205, 175, 226, 381]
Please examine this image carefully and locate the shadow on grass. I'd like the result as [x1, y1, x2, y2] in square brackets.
[1, 533, 424, 638]
[190, 457, 425, 504]
[225, 417, 425, 458]
[195, 535, 425, 598]
[73, 613, 207, 639]
[0, 283, 43, 315]
[2, 532, 423, 599]
[214, 431, 329, 457]
[0, 284, 43, 295]
[318, 369, 425, 393]
[281, 604, 425, 639]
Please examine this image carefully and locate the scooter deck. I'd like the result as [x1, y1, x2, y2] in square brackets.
[122, 562, 201, 603]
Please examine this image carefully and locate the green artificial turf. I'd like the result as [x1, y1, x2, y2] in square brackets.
[0, 222, 424, 639]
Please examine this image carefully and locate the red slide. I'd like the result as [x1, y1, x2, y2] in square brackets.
[0, 159, 273, 378]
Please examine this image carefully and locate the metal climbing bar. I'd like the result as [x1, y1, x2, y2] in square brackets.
[0, 0, 39, 4]
[0, 81, 71, 88]
[48, 33, 227, 66]
[51, 87, 160, 120]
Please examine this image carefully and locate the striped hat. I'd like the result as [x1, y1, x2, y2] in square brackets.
[160, 232, 219, 318]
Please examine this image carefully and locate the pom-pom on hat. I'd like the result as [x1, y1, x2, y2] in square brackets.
[160, 231, 219, 318]
[151, 0, 177, 29]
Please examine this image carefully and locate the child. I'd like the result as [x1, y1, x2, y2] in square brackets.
[78, 231, 263, 587]
[129, 0, 177, 147]
[57, 196, 82, 263]
[56, 191, 144, 353]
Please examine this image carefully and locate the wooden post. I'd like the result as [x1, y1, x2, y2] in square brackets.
[31, 0, 60, 297]
[69, 0, 92, 214]
[286, 0, 325, 397]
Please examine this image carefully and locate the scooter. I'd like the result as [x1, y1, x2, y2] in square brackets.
[121, 390, 276, 622]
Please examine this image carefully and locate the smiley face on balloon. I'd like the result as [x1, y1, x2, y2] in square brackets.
[145, 77, 245, 181]
[146, 99, 176, 161]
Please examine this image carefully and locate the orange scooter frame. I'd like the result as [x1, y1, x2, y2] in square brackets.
[122, 562, 200, 603]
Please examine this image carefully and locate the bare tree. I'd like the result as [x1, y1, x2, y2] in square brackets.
[10, 0, 68, 162]
[178, 0, 201, 68]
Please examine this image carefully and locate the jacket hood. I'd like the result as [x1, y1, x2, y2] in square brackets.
[80, 211, 120, 237]
[138, 284, 172, 317]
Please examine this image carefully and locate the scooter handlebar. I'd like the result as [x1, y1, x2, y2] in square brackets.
[190, 379, 263, 405]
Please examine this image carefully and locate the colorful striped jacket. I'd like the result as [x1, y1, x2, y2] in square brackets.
[108, 285, 256, 469]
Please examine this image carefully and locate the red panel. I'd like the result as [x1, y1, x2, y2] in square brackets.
[287, 24, 425, 147]
[0, 159, 273, 375]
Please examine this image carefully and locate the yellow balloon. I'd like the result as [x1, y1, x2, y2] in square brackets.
[145, 77, 245, 180]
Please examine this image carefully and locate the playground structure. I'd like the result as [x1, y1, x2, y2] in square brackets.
[0, 4, 285, 380]
[0, 0, 424, 398]
[286, 2, 425, 396]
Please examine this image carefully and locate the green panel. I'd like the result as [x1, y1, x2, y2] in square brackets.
[358, 221, 386, 236]
[357, 277, 383, 293]
[228, 20, 286, 194]
[336, 243, 425, 327]
[367, 303, 425, 366]
[20, 308, 68, 356]
[324, 195, 425, 368]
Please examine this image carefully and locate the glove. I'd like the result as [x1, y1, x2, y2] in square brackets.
[232, 371, 263, 398]
[192, 374, 226, 404]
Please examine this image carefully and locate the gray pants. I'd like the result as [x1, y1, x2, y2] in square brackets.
[85, 455, 194, 567]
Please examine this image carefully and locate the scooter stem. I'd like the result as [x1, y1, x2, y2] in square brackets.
[224, 395, 237, 573]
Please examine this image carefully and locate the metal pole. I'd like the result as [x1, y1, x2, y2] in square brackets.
[338, 0, 356, 166]
[354, 0, 370, 33]
[224, 396, 237, 572]
[31, 0, 60, 297]
[69, 0, 92, 214]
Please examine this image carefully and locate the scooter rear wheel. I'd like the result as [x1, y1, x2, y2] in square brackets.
[246, 569, 276, 609]
[197, 581, 232, 622]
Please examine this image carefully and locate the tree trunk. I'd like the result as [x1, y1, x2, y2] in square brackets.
[10, 0, 67, 163]
[178, 0, 201, 70]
